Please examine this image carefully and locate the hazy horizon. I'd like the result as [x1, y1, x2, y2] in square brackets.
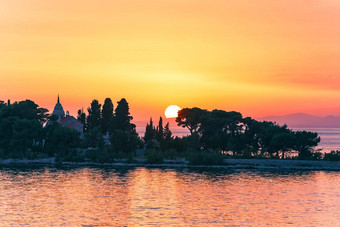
[2, 1, 340, 226]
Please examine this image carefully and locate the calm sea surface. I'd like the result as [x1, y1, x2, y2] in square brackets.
[294, 128, 340, 152]
[1, 166, 340, 226]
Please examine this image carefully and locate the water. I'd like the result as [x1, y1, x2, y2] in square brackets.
[294, 128, 340, 152]
[1, 166, 340, 226]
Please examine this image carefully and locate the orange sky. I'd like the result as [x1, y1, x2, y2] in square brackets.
[1, 0, 340, 121]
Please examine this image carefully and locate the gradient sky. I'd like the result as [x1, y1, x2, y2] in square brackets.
[1, 0, 340, 121]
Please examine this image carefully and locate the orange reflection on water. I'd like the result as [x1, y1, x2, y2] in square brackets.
[0, 167, 340, 226]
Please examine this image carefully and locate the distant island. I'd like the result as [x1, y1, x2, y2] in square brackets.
[1, 97, 340, 166]
[259, 113, 340, 128]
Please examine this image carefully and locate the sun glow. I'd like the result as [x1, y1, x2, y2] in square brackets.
[2, 0, 340, 119]
[165, 105, 181, 118]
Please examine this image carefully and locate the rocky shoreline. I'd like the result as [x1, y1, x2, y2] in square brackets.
[1, 157, 340, 171]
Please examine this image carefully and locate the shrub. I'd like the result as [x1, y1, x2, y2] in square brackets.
[0, 150, 5, 159]
[187, 150, 225, 165]
[163, 149, 177, 160]
[97, 149, 114, 163]
[145, 149, 163, 164]
[26, 150, 38, 160]
[311, 151, 323, 160]
[9, 151, 23, 159]
[324, 150, 340, 161]
[125, 154, 138, 164]
[85, 148, 114, 163]
[61, 150, 84, 162]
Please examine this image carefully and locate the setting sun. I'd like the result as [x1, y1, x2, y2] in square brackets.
[165, 105, 181, 118]
[2, 1, 340, 226]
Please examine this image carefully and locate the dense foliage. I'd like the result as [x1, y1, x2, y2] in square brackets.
[175, 107, 321, 160]
[0, 100, 48, 158]
[0, 99, 326, 163]
[80, 98, 141, 157]
[324, 150, 340, 161]
[0, 98, 141, 161]
[144, 117, 172, 151]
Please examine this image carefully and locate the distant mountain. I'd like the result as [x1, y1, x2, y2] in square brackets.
[257, 113, 340, 128]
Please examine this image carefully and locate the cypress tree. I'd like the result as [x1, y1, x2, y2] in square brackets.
[115, 98, 133, 132]
[102, 98, 114, 133]
[144, 118, 155, 144]
[163, 122, 172, 141]
[156, 117, 163, 142]
[77, 109, 86, 132]
[87, 99, 101, 130]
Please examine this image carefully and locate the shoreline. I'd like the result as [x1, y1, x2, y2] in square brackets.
[0, 158, 340, 171]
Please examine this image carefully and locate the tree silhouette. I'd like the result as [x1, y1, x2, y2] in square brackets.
[144, 118, 155, 145]
[44, 122, 80, 156]
[77, 109, 86, 132]
[110, 98, 137, 154]
[0, 100, 48, 158]
[0, 99, 49, 124]
[294, 131, 320, 159]
[156, 117, 164, 142]
[163, 122, 172, 141]
[200, 110, 243, 153]
[87, 99, 101, 130]
[176, 107, 207, 135]
[102, 98, 114, 133]
[115, 98, 135, 133]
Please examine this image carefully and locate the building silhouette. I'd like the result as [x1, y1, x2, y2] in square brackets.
[52, 95, 83, 135]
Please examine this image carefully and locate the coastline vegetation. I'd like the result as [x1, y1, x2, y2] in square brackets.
[0, 99, 339, 165]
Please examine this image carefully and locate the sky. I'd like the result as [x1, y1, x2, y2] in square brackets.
[1, 0, 340, 121]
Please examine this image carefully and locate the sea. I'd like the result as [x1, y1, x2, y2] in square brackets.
[1, 166, 340, 226]
[1, 123, 339, 225]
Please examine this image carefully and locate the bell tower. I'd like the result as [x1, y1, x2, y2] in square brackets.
[52, 95, 65, 122]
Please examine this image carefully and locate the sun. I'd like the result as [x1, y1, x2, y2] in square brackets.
[165, 105, 181, 118]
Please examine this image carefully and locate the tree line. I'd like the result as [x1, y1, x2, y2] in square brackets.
[0, 98, 141, 161]
[0, 98, 331, 162]
[0, 100, 49, 158]
[174, 108, 321, 159]
[75, 98, 141, 153]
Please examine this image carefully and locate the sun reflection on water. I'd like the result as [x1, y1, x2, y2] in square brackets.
[0, 167, 339, 226]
